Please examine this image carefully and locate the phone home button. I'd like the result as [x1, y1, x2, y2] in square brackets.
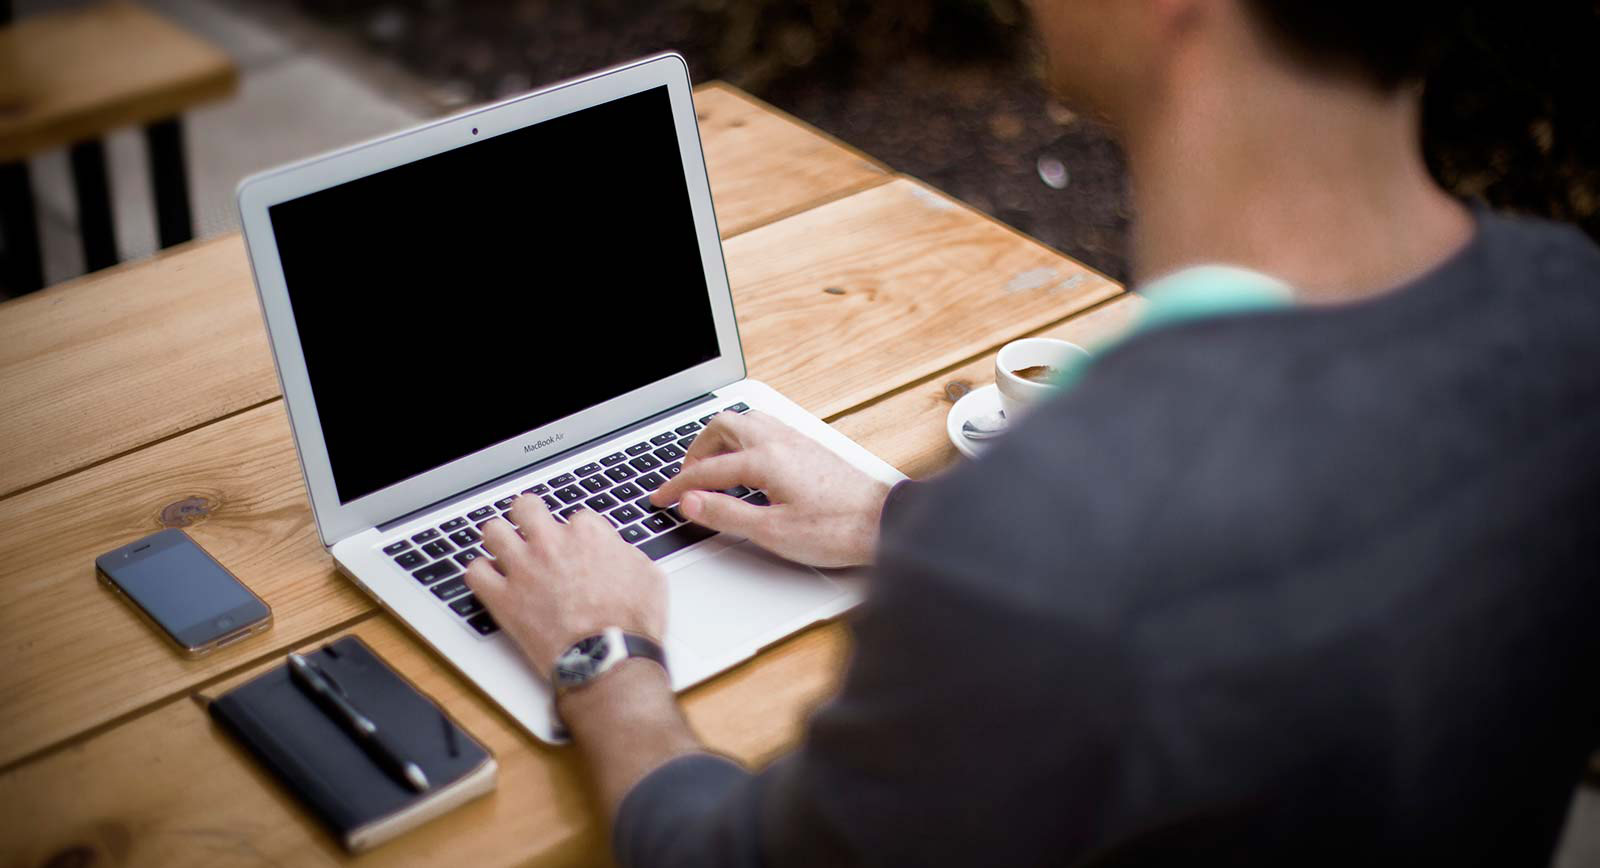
[216, 616, 233, 630]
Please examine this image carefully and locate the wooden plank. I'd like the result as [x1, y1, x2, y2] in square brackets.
[0, 84, 890, 499]
[729, 178, 1123, 420]
[693, 82, 890, 237]
[0, 177, 1121, 767]
[0, 1, 239, 163]
[0, 613, 850, 868]
[831, 294, 1147, 480]
[0, 402, 373, 771]
[0, 235, 278, 499]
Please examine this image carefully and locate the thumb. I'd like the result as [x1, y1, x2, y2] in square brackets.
[680, 490, 768, 540]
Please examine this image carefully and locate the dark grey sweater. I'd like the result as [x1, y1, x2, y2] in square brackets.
[615, 210, 1600, 867]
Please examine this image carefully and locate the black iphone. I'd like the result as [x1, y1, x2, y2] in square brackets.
[96, 528, 272, 657]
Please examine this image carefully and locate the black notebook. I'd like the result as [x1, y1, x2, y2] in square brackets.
[209, 636, 497, 852]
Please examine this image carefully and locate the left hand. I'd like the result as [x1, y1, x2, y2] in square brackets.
[464, 497, 667, 679]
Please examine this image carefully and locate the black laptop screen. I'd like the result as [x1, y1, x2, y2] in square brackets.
[269, 85, 720, 504]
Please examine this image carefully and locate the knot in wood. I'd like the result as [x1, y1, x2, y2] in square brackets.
[42, 845, 96, 868]
[823, 287, 846, 295]
[160, 496, 215, 528]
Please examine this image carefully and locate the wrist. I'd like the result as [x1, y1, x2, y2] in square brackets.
[557, 659, 703, 818]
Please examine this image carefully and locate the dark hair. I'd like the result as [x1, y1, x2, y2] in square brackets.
[1241, 0, 1464, 89]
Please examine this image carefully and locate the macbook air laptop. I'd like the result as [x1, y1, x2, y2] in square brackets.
[237, 53, 904, 743]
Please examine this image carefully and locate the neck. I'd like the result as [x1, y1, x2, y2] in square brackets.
[1121, 53, 1474, 303]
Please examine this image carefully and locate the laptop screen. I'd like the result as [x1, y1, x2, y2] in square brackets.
[269, 85, 721, 504]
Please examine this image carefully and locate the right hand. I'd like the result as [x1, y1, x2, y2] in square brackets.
[650, 410, 892, 568]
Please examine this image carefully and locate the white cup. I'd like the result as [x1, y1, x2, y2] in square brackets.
[995, 338, 1090, 422]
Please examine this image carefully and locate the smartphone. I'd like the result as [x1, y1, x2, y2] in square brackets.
[96, 528, 272, 657]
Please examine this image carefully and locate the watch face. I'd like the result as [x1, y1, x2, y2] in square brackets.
[555, 634, 613, 686]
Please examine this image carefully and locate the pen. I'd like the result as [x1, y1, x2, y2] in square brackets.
[287, 651, 430, 793]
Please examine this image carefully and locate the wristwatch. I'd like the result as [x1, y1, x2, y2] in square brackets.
[551, 626, 668, 697]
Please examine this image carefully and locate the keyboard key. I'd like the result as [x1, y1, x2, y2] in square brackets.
[522, 484, 548, 496]
[411, 528, 440, 543]
[576, 462, 602, 477]
[454, 548, 486, 567]
[666, 505, 686, 523]
[422, 540, 455, 558]
[382, 540, 411, 555]
[559, 505, 586, 521]
[724, 402, 750, 413]
[638, 522, 718, 561]
[431, 577, 471, 601]
[440, 517, 468, 531]
[449, 595, 484, 616]
[413, 561, 458, 584]
[585, 492, 619, 511]
[650, 432, 677, 446]
[605, 464, 636, 482]
[678, 434, 697, 449]
[394, 550, 426, 569]
[548, 473, 575, 487]
[619, 524, 649, 544]
[642, 512, 676, 534]
[625, 442, 652, 456]
[579, 475, 611, 493]
[494, 496, 517, 510]
[542, 494, 560, 511]
[744, 490, 772, 506]
[467, 612, 499, 635]
[698, 414, 717, 425]
[653, 444, 685, 461]
[612, 482, 643, 501]
[629, 454, 662, 471]
[555, 485, 585, 503]
[662, 462, 682, 479]
[638, 471, 667, 491]
[600, 452, 628, 466]
[636, 495, 663, 514]
[467, 506, 496, 522]
[722, 485, 751, 498]
[449, 528, 481, 547]
[674, 422, 701, 436]
[610, 504, 643, 524]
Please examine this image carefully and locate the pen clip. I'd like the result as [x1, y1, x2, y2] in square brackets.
[309, 658, 349, 697]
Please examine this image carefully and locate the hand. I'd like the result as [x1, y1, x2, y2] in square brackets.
[464, 501, 666, 679]
[650, 410, 892, 568]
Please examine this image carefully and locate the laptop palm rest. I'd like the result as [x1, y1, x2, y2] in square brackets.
[665, 541, 845, 661]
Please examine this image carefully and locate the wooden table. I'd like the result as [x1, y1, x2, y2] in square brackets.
[0, 82, 1138, 866]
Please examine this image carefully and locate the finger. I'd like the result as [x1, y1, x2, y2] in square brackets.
[677, 490, 772, 540]
[567, 506, 615, 539]
[681, 411, 753, 464]
[463, 556, 507, 602]
[478, 517, 537, 576]
[653, 451, 765, 506]
[510, 492, 560, 545]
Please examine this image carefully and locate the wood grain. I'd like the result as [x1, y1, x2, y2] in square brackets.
[693, 83, 890, 237]
[0, 84, 889, 499]
[0, 614, 850, 868]
[0, 402, 372, 771]
[0, 1, 238, 162]
[729, 178, 1123, 421]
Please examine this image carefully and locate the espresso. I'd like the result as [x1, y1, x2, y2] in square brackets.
[1011, 364, 1059, 384]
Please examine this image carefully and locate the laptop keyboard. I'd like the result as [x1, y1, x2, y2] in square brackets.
[376, 402, 763, 637]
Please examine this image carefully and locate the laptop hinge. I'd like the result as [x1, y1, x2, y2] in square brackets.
[376, 391, 720, 533]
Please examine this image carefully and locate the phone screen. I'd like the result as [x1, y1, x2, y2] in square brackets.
[98, 530, 269, 649]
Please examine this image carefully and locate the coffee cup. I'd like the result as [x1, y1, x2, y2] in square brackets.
[995, 338, 1091, 422]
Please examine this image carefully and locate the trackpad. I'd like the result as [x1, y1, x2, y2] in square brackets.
[666, 541, 845, 660]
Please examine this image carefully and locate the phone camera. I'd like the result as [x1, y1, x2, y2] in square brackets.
[471, 127, 479, 136]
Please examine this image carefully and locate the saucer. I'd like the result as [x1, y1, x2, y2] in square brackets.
[946, 383, 1003, 459]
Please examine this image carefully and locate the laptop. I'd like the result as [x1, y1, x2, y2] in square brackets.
[237, 53, 905, 743]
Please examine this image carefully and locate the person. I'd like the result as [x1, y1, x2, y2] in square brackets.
[464, 0, 1600, 863]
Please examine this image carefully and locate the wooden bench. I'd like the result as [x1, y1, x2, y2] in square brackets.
[0, 81, 1132, 866]
[0, 0, 237, 293]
